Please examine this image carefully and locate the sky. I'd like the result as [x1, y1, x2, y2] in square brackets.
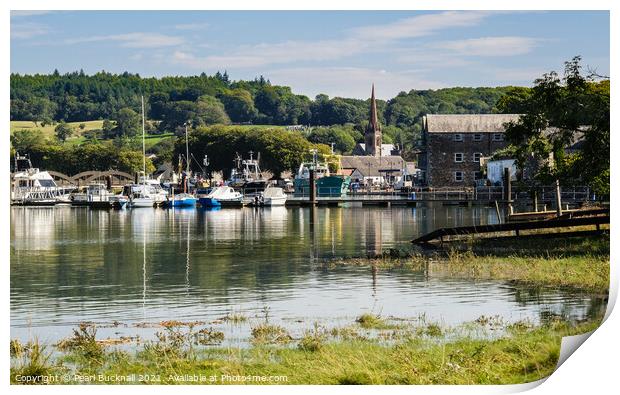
[10, 10, 610, 100]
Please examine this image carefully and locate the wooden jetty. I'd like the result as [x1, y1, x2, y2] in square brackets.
[506, 207, 609, 222]
[412, 214, 609, 245]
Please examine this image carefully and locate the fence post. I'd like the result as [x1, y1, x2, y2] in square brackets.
[555, 179, 562, 217]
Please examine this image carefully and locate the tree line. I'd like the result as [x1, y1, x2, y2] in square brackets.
[10, 70, 514, 149]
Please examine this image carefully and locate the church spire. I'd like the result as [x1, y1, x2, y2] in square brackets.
[369, 83, 378, 131]
[365, 83, 382, 157]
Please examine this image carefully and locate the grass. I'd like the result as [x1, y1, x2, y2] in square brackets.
[11, 120, 104, 137]
[10, 319, 602, 385]
[326, 234, 610, 292]
[10, 120, 175, 148]
[251, 324, 293, 345]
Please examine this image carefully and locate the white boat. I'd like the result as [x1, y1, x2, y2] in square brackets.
[260, 187, 287, 206]
[71, 183, 115, 207]
[199, 186, 243, 207]
[129, 196, 155, 208]
[139, 177, 169, 203]
[11, 153, 74, 206]
[129, 96, 156, 208]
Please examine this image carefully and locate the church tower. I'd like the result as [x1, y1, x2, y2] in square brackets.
[365, 84, 382, 157]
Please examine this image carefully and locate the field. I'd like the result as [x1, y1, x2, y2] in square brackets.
[10, 120, 176, 149]
[10, 121, 286, 148]
[10, 120, 104, 139]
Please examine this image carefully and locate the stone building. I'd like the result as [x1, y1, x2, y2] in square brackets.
[421, 114, 520, 187]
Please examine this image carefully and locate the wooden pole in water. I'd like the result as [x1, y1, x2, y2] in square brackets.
[555, 179, 563, 217]
[533, 190, 539, 212]
[503, 167, 511, 202]
[309, 169, 317, 204]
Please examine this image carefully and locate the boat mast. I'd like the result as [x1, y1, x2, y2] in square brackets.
[184, 122, 190, 193]
[141, 95, 146, 186]
[185, 123, 190, 174]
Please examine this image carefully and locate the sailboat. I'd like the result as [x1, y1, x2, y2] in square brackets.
[129, 96, 156, 208]
[167, 123, 197, 208]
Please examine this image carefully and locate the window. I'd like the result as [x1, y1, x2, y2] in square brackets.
[454, 171, 464, 182]
[492, 133, 504, 141]
[453, 133, 463, 142]
[473, 133, 483, 142]
[454, 153, 464, 162]
[472, 152, 482, 162]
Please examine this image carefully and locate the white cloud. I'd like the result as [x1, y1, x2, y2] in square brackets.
[65, 32, 185, 48]
[266, 67, 445, 99]
[435, 36, 541, 57]
[170, 11, 494, 70]
[11, 22, 49, 39]
[171, 38, 369, 69]
[351, 11, 491, 40]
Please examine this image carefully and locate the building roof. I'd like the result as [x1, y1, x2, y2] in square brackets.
[354, 143, 396, 157]
[340, 155, 405, 177]
[424, 114, 522, 133]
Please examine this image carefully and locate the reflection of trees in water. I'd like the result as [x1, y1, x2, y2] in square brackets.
[12, 206, 604, 325]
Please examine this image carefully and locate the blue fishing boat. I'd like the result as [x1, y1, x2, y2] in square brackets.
[167, 193, 197, 207]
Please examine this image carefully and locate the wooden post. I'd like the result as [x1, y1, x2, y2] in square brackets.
[503, 167, 511, 202]
[494, 200, 502, 224]
[309, 169, 317, 205]
[533, 190, 538, 212]
[555, 179, 562, 217]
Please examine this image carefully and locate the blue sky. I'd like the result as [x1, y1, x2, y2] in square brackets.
[10, 10, 610, 99]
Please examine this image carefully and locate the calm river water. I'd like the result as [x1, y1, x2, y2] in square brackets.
[10, 205, 605, 345]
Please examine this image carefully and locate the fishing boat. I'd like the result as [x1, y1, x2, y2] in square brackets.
[129, 96, 155, 208]
[11, 152, 74, 206]
[228, 152, 268, 196]
[293, 152, 350, 198]
[199, 186, 242, 208]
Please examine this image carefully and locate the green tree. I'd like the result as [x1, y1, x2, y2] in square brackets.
[112, 107, 141, 138]
[307, 126, 356, 154]
[195, 95, 230, 125]
[54, 122, 74, 142]
[502, 56, 610, 195]
[179, 125, 314, 177]
[219, 88, 257, 122]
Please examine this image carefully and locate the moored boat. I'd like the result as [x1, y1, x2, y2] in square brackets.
[11, 153, 74, 206]
[166, 193, 197, 208]
[228, 152, 268, 196]
[260, 187, 287, 206]
[199, 186, 242, 208]
[128, 96, 157, 209]
[293, 161, 350, 198]
[71, 183, 115, 208]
